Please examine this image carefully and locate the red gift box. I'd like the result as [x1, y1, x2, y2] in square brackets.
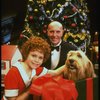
[30, 75, 98, 100]
[30, 74, 78, 100]
[76, 77, 98, 100]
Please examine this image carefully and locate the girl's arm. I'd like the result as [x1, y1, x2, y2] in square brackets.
[6, 75, 39, 100]
[48, 65, 66, 76]
[6, 85, 31, 100]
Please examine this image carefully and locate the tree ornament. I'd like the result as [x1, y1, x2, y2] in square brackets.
[29, 0, 33, 1]
[72, 7, 77, 12]
[63, 16, 68, 19]
[43, 29, 47, 33]
[29, 15, 33, 20]
[27, 5, 33, 12]
[57, 4, 62, 8]
[74, 39, 78, 43]
[34, 9, 38, 12]
[46, 10, 50, 16]
[71, 23, 77, 27]
[20, 34, 24, 39]
[80, 22, 84, 25]
[20, 34, 29, 40]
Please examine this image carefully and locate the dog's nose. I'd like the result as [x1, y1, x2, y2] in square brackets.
[69, 59, 74, 63]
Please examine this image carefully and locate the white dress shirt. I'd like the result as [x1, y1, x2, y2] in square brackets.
[51, 40, 62, 69]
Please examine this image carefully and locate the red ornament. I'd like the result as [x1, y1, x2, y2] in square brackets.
[43, 29, 47, 34]
[20, 34, 24, 38]
[29, 16, 33, 20]
[63, 16, 68, 19]
[71, 23, 77, 27]
[44, 25, 47, 28]
[72, 7, 77, 12]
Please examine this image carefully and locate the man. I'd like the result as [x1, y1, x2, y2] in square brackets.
[42, 21, 78, 69]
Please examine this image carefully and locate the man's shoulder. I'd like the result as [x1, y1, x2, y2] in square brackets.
[61, 41, 78, 49]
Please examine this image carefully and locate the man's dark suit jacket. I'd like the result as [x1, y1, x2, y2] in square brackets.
[42, 41, 78, 69]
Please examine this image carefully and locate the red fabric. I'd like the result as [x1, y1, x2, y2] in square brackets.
[36, 67, 44, 75]
[86, 78, 93, 100]
[30, 74, 78, 100]
[4, 67, 26, 94]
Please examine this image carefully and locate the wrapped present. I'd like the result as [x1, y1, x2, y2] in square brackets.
[30, 74, 78, 100]
[76, 77, 98, 100]
[30, 75, 98, 100]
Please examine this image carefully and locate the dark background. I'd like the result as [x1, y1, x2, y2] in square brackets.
[1, 0, 99, 43]
[86, 0, 99, 33]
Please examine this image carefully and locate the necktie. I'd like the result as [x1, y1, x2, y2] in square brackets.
[51, 46, 59, 51]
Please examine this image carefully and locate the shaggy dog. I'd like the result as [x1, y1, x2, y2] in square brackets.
[55, 50, 96, 81]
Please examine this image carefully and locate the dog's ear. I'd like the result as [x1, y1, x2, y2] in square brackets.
[67, 50, 73, 58]
[85, 61, 96, 78]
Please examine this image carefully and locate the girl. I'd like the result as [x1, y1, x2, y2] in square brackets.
[3, 36, 61, 100]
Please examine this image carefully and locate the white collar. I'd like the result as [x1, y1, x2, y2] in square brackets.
[13, 62, 36, 87]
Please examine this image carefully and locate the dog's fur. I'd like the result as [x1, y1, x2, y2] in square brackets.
[54, 50, 96, 81]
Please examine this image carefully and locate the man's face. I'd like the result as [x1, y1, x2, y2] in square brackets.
[47, 24, 64, 46]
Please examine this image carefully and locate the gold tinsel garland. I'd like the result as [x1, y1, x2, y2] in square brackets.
[63, 31, 91, 47]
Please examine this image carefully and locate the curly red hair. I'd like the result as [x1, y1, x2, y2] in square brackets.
[21, 36, 51, 62]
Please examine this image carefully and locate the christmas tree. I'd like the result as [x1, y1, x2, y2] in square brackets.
[18, 0, 91, 52]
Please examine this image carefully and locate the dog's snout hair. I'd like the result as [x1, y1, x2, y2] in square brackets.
[63, 50, 96, 81]
[69, 59, 74, 63]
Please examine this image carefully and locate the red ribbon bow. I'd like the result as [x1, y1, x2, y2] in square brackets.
[30, 74, 78, 100]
